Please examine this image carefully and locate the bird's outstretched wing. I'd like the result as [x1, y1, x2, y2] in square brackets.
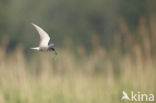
[32, 23, 50, 47]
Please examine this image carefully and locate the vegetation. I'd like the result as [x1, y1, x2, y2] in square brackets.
[0, 20, 156, 102]
[0, 0, 155, 49]
[0, 0, 156, 103]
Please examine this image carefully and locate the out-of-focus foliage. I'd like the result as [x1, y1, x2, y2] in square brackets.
[0, 0, 155, 51]
[0, 1, 156, 102]
[0, 39, 155, 103]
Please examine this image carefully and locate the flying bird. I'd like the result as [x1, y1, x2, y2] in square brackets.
[30, 23, 57, 55]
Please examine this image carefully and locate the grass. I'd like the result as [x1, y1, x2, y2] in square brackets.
[0, 45, 155, 103]
[0, 17, 156, 103]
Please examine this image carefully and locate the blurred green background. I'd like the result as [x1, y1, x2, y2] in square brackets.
[0, 0, 155, 51]
[0, 0, 156, 103]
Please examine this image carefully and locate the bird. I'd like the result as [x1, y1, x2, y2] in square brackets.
[30, 23, 57, 55]
[121, 91, 130, 101]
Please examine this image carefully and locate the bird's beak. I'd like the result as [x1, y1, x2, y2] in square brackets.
[54, 51, 58, 55]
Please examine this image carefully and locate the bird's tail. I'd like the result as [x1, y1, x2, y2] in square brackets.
[30, 47, 40, 50]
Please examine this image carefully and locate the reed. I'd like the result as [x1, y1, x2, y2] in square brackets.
[0, 17, 155, 103]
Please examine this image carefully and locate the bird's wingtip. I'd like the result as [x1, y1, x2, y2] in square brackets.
[31, 23, 37, 26]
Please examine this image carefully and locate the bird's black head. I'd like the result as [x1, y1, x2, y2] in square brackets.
[49, 47, 55, 51]
[49, 47, 58, 55]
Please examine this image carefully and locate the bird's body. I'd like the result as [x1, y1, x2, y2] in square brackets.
[30, 23, 57, 55]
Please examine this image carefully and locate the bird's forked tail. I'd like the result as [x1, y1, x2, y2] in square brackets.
[30, 47, 40, 50]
